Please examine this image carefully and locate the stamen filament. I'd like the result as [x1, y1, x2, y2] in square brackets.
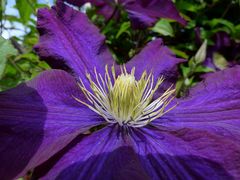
[74, 65, 176, 127]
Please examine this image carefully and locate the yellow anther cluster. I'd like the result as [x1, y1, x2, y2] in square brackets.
[74, 65, 176, 127]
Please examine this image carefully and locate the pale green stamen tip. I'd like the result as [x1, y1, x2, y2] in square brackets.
[74, 65, 176, 128]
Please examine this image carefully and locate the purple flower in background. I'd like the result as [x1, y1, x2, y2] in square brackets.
[195, 29, 240, 70]
[1, 2, 240, 180]
[65, 0, 187, 28]
[205, 31, 240, 70]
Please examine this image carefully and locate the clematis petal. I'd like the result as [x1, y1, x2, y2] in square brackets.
[35, 1, 114, 79]
[96, 2, 119, 21]
[148, 67, 240, 178]
[154, 66, 240, 142]
[131, 126, 240, 179]
[33, 123, 239, 179]
[0, 70, 104, 180]
[122, 0, 187, 28]
[32, 125, 150, 180]
[126, 39, 184, 90]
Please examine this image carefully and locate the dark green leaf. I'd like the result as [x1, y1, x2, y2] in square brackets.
[116, 22, 131, 39]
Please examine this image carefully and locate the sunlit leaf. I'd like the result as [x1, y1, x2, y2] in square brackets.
[213, 52, 228, 70]
[152, 19, 174, 37]
[0, 0, 6, 17]
[194, 65, 214, 73]
[0, 37, 17, 79]
[15, 0, 36, 24]
[170, 47, 189, 59]
[194, 40, 207, 64]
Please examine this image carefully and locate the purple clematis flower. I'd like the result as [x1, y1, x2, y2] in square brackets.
[64, 0, 187, 28]
[1, 2, 240, 180]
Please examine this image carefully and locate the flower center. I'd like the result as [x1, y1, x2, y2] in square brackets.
[74, 65, 176, 127]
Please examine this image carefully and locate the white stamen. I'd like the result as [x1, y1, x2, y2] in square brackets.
[73, 65, 176, 127]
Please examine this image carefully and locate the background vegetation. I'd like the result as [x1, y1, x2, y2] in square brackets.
[1, 0, 240, 97]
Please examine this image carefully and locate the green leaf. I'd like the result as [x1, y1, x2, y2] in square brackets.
[205, 19, 236, 34]
[175, 78, 184, 96]
[233, 24, 240, 39]
[184, 77, 194, 86]
[15, 53, 38, 61]
[0, 37, 18, 79]
[175, 0, 206, 12]
[194, 40, 207, 64]
[152, 19, 174, 37]
[116, 22, 131, 39]
[15, 0, 36, 24]
[170, 47, 189, 59]
[213, 52, 228, 70]
[0, 0, 6, 16]
[5, 15, 21, 22]
[180, 64, 191, 78]
[194, 65, 214, 73]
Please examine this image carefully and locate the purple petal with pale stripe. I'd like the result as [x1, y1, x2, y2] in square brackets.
[0, 70, 104, 180]
[35, 1, 114, 79]
[33, 125, 149, 180]
[33, 123, 239, 179]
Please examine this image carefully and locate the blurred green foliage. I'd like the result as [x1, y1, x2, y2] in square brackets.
[0, 0, 240, 97]
[0, 0, 50, 91]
